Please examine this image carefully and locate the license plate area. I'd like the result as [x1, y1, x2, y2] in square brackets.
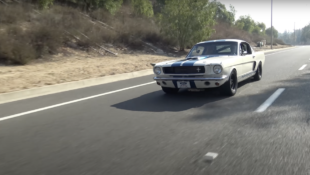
[177, 81, 191, 88]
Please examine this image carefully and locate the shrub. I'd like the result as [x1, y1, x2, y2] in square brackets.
[0, 34, 36, 65]
[0, 4, 32, 24]
[29, 25, 64, 56]
[144, 32, 161, 43]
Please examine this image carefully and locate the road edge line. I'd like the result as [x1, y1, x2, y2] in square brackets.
[0, 82, 155, 121]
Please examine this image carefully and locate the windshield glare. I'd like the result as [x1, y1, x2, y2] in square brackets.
[188, 42, 238, 57]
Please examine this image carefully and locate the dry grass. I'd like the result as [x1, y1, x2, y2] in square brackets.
[0, 48, 176, 93]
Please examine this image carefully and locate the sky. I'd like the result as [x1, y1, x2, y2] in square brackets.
[218, 0, 310, 33]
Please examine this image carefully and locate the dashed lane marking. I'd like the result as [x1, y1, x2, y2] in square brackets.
[255, 88, 285, 113]
[299, 64, 307, 70]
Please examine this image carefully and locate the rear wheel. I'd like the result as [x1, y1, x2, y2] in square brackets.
[221, 70, 238, 96]
[162, 87, 179, 94]
[253, 63, 262, 81]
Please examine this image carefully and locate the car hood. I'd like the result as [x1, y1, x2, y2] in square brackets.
[156, 55, 236, 67]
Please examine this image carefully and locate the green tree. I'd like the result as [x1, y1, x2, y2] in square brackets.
[235, 15, 255, 33]
[252, 22, 266, 35]
[38, 0, 54, 9]
[301, 23, 310, 43]
[131, 0, 154, 17]
[153, 0, 166, 14]
[257, 22, 266, 34]
[210, 0, 235, 25]
[266, 26, 278, 38]
[159, 0, 215, 51]
[101, 0, 123, 15]
[235, 21, 244, 30]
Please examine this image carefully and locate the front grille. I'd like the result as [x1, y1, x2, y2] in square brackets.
[163, 66, 205, 74]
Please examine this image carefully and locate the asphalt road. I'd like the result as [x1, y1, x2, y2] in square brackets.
[1, 46, 310, 175]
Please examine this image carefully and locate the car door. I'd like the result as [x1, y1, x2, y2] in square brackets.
[240, 42, 255, 75]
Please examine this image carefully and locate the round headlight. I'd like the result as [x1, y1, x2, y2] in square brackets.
[213, 65, 222, 74]
[154, 67, 162, 75]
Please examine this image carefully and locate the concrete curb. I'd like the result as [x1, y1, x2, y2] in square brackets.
[0, 46, 295, 104]
[0, 69, 153, 104]
[256, 46, 295, 53]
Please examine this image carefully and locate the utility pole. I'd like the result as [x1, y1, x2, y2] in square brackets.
[271, 0, 273, 49]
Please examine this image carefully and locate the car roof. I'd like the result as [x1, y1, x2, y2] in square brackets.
[197, 39, 246, 44]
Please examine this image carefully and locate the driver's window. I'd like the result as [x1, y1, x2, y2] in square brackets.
[239, 44, 244, 55]
[191, 46, 205, 56]
[245, 43, 252, 54]
[240, 43, 250, 55]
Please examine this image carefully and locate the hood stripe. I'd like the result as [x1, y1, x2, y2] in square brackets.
[171, 59, 187, 67]
[180, 60, 190, 66]
[168, 55, 224, 67]
[182, 61, 198, 66]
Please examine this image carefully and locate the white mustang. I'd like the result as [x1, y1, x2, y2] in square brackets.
[153, 39, 265, 96]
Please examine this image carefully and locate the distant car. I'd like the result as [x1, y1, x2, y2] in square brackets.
[153, 39, 265, 96]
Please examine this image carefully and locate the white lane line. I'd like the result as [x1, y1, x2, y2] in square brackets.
[299, 64, 307, 70]
[0, 82, 155, 122]
[255, 88, 285, 113]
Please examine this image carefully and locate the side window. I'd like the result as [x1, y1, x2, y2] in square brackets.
[239, 44, 245, 55]
[245, 43, 252, 54]
[240, 43, 252, 55]
[190, 46, 205, 56]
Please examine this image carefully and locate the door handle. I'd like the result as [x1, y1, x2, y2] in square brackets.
[253, 56, 255, 59]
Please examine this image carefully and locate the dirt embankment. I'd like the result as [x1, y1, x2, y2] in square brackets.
[0, 48, 177, 94]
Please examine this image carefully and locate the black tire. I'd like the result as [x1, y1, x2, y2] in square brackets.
[162, 87, 179, 94]
[220, 70, 238, 96]
[253, 63, 262, 81]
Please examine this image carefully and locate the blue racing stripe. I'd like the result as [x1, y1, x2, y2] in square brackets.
[171, 62, 183, 67]
[190, 81, 197, 88]
[171, 59, 187, 67]
[182, 61, 197, 66]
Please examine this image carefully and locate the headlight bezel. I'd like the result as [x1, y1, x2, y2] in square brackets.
[154, 67, 162, 75]
[213, 65, 222, 74]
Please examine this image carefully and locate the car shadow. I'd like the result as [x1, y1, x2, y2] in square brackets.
[111, 79, 252, 112]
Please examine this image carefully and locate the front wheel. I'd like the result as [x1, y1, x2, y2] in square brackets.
[162, 87, 179, 94]
[253, 63, 262, 81]
[220, 70, 238, 96]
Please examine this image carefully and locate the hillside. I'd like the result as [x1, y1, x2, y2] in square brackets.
[0, 0, 288, 64]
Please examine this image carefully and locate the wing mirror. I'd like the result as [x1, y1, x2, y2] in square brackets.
[242, 50, 247, 55]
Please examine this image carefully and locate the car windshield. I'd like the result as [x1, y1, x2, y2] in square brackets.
[188, 42, 238, 57]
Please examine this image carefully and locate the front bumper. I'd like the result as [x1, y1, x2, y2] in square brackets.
[153, 75, 229, 88]
[153, 76, 228, 81]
